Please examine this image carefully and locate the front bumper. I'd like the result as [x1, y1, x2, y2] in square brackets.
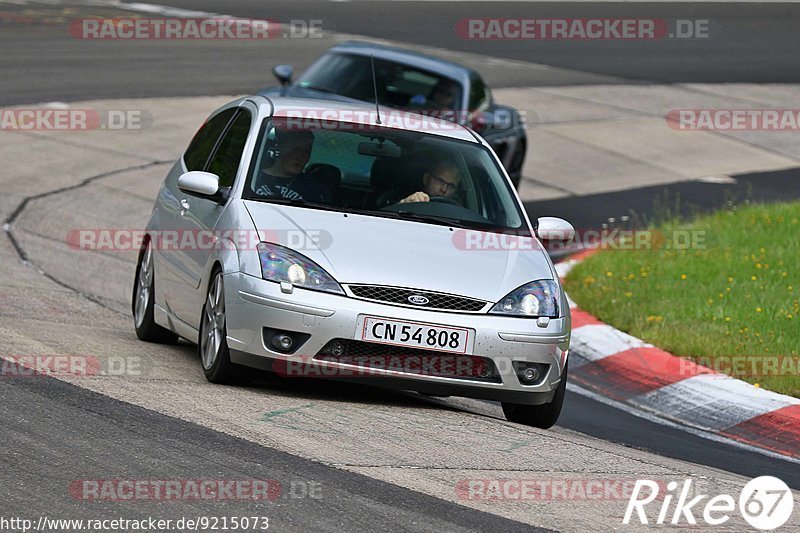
[225, 272, 570, 405]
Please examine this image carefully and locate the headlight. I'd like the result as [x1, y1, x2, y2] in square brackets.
[257, 242, 344, 295]
[489, 280, 560, 318]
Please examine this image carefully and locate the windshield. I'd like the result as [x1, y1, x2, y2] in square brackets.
[296, 52, 462, 112]
[243, 118, 527, 232]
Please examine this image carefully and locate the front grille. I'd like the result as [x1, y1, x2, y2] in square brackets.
[315, 339, 501, 383]
[346, 285, 487, 312]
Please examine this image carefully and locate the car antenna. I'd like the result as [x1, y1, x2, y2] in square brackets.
[370, 54, 382, 125]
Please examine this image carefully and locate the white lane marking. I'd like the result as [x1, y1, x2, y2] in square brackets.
[121, 2, 219, 18]
[567, 382, 800, 465]
[697, 175, 738, 184]
[570, 324, 652, 362]
[565, 292, 577, 310]
[633, 373, 800, 432]
[554, 259, 578, 278]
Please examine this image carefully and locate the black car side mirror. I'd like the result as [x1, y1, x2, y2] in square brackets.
[273, 64, 293, 86]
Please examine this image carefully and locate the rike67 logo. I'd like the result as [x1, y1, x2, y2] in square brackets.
[624, 476, 794, 530]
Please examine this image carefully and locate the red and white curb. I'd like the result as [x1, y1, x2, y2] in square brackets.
[557, 251, 800, 461]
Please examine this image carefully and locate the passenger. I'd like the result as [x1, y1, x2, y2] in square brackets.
[254, 130, 332, 203]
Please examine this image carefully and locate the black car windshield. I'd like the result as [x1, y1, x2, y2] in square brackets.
[296, 52, 462, 112]
[243, 118, 527, 232]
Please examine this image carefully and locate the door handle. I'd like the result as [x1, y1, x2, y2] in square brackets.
[180, 198, 190, 216]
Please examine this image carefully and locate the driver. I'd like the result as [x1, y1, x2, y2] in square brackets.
[254, 130, 332, 203]
[398, 158, 462, 204]
[429, 78, 459, 110]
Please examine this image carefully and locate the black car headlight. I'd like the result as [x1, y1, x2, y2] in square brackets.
[489, 280, 560, 318]
[257, 242, 344, 295]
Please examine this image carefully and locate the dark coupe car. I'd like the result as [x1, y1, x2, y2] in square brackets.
[259, 41, 527, 188]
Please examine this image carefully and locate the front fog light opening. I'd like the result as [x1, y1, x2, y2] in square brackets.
[262, 328, 310, 355]
[319, 340, 346, 357]
[513, 362, 550, 386]
[272, 334, 294, 351]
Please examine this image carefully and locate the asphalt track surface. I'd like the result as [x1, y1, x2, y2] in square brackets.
[5, 1, 800, 105]
[1, 373, 543, 532]
[148, 0, 800, 84]
[2, 1, 800, 530]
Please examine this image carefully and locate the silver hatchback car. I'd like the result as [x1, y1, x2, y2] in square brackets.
[133, 96, 575, 428]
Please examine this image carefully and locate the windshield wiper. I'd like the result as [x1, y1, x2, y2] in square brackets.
[390, 210, 485, 229]
[247, 196, 334, 211]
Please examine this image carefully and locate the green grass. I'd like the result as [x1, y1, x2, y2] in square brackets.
[565, 201, 800, 397]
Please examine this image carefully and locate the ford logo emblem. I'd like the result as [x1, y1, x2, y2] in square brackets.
[408, 295, 429, 305]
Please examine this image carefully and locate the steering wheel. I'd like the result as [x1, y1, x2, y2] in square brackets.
[428, 196, 461, 206]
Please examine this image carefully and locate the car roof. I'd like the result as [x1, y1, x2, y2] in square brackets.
[328, 40, 475, 84]
[264, 96, 479, 143]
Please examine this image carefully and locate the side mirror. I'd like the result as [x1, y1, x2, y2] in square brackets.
[273, 64, 293, 86]
[178, 171, 220, 197]
[535, 217, 575, 242]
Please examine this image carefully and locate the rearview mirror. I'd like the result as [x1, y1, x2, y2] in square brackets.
[178, 171, 220, 197]
[358, 142, 401, 158]
[273, 64, 293, 86]
[535, 217, 575, 242]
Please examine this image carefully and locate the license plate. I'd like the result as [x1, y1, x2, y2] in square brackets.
[358, 316, 474, 354]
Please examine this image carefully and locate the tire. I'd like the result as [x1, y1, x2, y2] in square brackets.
[501, 361, 568, 429]
[199, 269, 244, 384]
[133, 240, 179, 344]
[508, 140, 526, 190]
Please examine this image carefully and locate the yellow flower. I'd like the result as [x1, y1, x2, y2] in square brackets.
[680, 274, 687, 280]
[754, 383, 760, 388]
[726, 287, 731, 292]
[788, 314, 793, 319]
[727, 277, 734, 283]
[646, 315, 663, 323]
[707, 298, 714, 305]
[756, 263, 762, 269]
[756, 307, 762, 312]
[606, 271, 614, 277]
[751, 276, 757, 281]
[724, 317, 731, 322]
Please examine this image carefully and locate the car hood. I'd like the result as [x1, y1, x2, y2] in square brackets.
[243, 201, 555, 303]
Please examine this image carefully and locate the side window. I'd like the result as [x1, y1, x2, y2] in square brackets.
[468, 75, 490, 111]
[183, 108, 237, 171]
[207, 110, 252, 188]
